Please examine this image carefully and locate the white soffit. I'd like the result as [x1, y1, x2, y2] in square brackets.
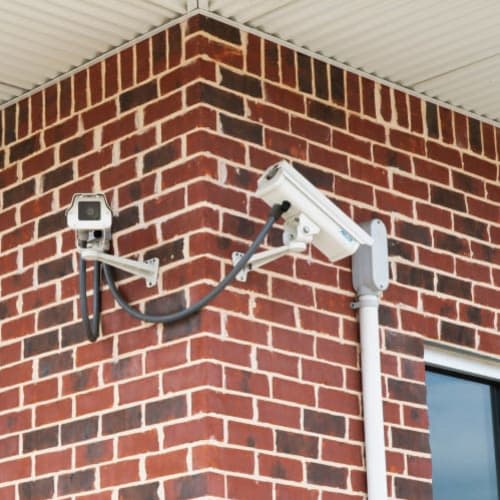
[1, 0, 500, 124]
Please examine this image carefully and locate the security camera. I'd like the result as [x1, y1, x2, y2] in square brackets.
[67, 193, 113, 232]
[67, 193, 113, 251]
[67, 193, 159, 287]
[256, 160, 373, 262]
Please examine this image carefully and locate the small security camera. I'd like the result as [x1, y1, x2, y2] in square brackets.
[67, 193, 113, 250]
[67, 193, 159, 287]
[256, 160, 373, 262]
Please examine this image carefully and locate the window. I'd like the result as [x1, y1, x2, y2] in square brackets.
[426, 366, 500, 500]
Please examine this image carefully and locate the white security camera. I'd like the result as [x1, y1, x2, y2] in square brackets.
[257, 160, 373, 261]
[67, 193, 159, 287]
[67, 193, 113, 233]
[232, 160, 374, 281]
[67, 193, 113, 251]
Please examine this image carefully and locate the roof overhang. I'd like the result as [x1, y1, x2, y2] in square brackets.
[1, 0, 499, 124]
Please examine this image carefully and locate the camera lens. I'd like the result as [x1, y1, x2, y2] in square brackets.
[78, 201, 101, 221]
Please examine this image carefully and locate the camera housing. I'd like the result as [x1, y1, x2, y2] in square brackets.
[256, 160, 373, 262]
[67, 193, 113, 250]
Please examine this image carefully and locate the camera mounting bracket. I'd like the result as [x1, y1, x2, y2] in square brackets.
[81, 249, 160, 288]
[232, 213, 319, 282]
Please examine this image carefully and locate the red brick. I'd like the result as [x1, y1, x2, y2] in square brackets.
[75, 440, 114, 467]
[102, 113, 136, 144]
[2, 222, 35, 251]
[319, 387, 360, 415]
[23, 378, 58, 404]
[119, 375, 160, 405]
[35, 398, 72, 426]
[118, 430, 157, 460]
[265, 128, 307, 160]
[118, 324, 159, 355]
[0, 456, 31, 482]
[227, 476, 272, 500]
[193, 445, 253, 474]
[101, 459, 140, 487]
[478, 331, 500, 356]
[361, 78, 376, 117]
[160, 57, 216, 94]
[474, 285, 500, 309]
[390, 129, 425, 155]
[253, 298, 295, 326]
[437, 106, 453, 144]
[302, 358, 343, 387]
[76, 337, 114, 367]
[0, 360, 33, 388]
[187, 129, 245, 163]
[144, 91, 183, 125]
[404, 405, 429, 429]
[259, 453, 303, 481]
[323, 440, 363, 466]
[228, 421, 273, 450]
[258, 400, 300, 428]
[225, 367, 270, 397]
[89, 63, 103, 104]
[265, 82, 305, 113]
[376, 190, 413, 217]
[271, 327, 314, 356]
[117, 225, 157, 255]
[226, 315, 269, 346]
[164, 416, 224, 448]
[271, 276, 315, 306]
[316, 338, 358, 367]
[309, 143, 348, 173]
[408, 455, 432, 478]
[76, 387, 114, 415]
[191, 389, 253, 419]
[0, 341, 21, 366]
[387, 450, 405, 474]
[164, 472, 225, 499]
[145, 341, 187, 373]
[394, 90, 409, 127]
[249, 100, 289, 130]
[277, 484, 318, 500]
[349, 115, 385, 142]
[0, 432, 17, 461]
[186, 34, 243, 68]
[350, 158, 389, 188]
[35, 449, 72, 475]
[82, 100, 116, 129]
[120, 127, 156, 159]
[163, 362, 223, 393]
[273, 377, 315, 406]
[332, 129, 371, 159]
[135, 38, 151, 82]
[146, 449, 187, 478]
[257, 348, 298, 377]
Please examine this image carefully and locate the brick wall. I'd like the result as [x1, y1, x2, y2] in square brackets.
[0, 13, 498, 499]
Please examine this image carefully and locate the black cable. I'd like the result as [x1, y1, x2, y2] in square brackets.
[79, 258, 102, 342]
[102, 203, 288, 324]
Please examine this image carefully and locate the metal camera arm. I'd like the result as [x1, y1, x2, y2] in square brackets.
[232, 213, 319, 282]
[80, 248, 159, 288]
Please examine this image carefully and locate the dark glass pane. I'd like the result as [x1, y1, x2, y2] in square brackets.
[426, 370, 499, 500]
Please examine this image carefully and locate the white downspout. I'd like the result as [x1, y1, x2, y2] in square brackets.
[352, 220, 389, 500]
[357, 294, 387, 499]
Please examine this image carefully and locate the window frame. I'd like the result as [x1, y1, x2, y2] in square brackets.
[425, 343, 500, 499]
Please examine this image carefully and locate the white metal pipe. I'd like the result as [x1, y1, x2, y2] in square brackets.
[358, 293, 388, 500]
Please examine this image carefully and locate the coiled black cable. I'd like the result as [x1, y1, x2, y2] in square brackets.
[79, 258, 102, 342]
[102, 203, 288, 325]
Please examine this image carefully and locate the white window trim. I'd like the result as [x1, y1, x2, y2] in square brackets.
[425, 342, 500, 382]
